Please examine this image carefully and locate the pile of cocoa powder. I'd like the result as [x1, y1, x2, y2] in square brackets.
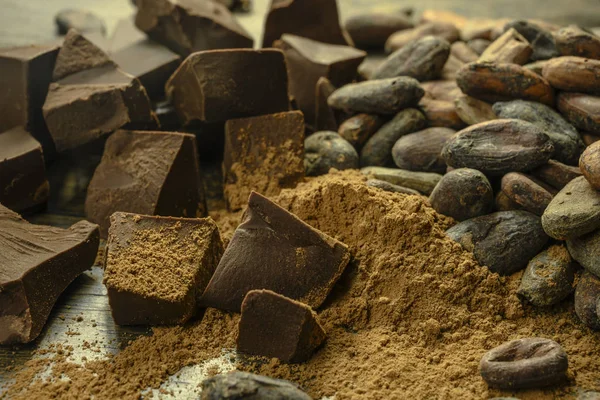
[3, 171, 600, 400]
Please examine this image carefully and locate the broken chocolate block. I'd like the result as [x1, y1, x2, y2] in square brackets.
[85, 130, 207, 237]
[238, 289, 326, 363]
[262, 0, 351, 47]
[104, 212, 223, 326]
[111, 39, 181, 100]
[274, 34, 365, 126]
[0, 205, 99, 344]
[223, 111, 305, 211]
[166, 49, 290, 124]
[135, 0, 253, 57]
[201, 192, 350, 312]
[0, 127, 49, 213]
[0, 44, 59, 156]
[42, 30, 158, 153]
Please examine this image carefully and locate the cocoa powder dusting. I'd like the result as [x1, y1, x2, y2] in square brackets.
[4, 171, 600, 399]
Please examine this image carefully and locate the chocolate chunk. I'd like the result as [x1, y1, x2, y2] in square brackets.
[0, 44, 59, 156]
[223, 111, 305, 211]
[305, 131, 359, 176]
[237, 289, 326, 363]
[166, 49, 289, 124]
[328, 78, 424, 115]
[85, 130, 207, 237]
[345, 13, 413, 50]
[104, 212, 223, 326]
[111, 39, 181, 100]
[0, 205, 99, 344]
[0, 127, 49, 214]
[135, 0, 253, 57]
[55, 9, 106, 36]
[274, 34, 365, 127]
[43, 30, 157, 152]
[531, 159, 582, 190]
[361, 166, 442, 195]
[201, 371, 313, 400]
[201, 192, 350, 312]
[314, 77, 340, 131]
[262, 0, 350, 48]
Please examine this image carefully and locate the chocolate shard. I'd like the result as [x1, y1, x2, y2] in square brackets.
[223, 111, 305, 211]
[0, 127, 49, 214]
[238, 289, 326, 363]
[0, 44, 59, 156]
[274, 34, 365, 126]
[85, 130, 207, 237]
[201, 371, 313, 400]
[135, 0, 253, 57]
[201, 192, 350, 312]
[166, 49, 290, 124]
[262, 0, 351, 48]
[104, 212, 223, 326]
[43, 30, 158, 153]
[0, 205, 99, 344]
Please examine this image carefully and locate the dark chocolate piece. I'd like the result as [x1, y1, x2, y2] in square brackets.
[111, 38, 181, 100]
[0, 127, 49, 213]
[201, 192, 350, 312]
[201, 371, 313, 400]
[104, 212, 223, 326]
[43, 30, 158, 152]
[262, 0, 351, 48]
[166, 49, 290, 124]
[85, 130, 207, 237]
[0, 205, 99, 344]
[55, 9, 106, 36]
[223, 111, 305, 211]
[0, 44, 59, 156]
[237, 289, 326, 363]
[135, 0, 253, 57]
[274, 34, 365, 126]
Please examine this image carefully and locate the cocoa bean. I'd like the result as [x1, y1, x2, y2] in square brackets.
[391, 127, 456, 173]
[501, 172, 554, 216]
[531, 159, 582, 190]
[542, 56, 600, 94]
[421, 80, 462, 102]
[454, 94, 496, 125]
[557, 92, 600, 134]
[456, 62, 554, 106]
[366, 179, 420, 195]
[503, 20, 559, 61]
[201, 371, 312, 400]
[467, 38, 491, 55]
[304, 131, 359, 176]
[429, 168, 493, 221]
[442, 119, 554, 176]
[357, 53, 386, 80]
[574, 271, 600, 330]
[495, 190, 524, 212]
[524, 60, 549, 75]
[478, 28, 532, 65]
[461, 18, 509, 41]
[420, 9, 467, 30]
[567, 228, 600, 278]
[345, 13, 413, 50]
[446, 210, 549, 275]
[582, 131, 600, 146]
[315, 77, 338, 131]
[385, 21, 459, 53]
[580, 140, 600, 189]
[451, 41, 479, 63]
[328, 77, 424, 115]
[555, 25, 600, 59]
[360, 166, 442, 194]
[419, 98, 465, 129]
[338, 113, 385, 150]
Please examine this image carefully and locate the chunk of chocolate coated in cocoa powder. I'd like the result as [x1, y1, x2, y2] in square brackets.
[135, 0, 253, 57]
[166, 49, 289, 124]
[542, 56, 600, 94]
[85, 130, 207, 237]
[0, 205, 99, 344]
[201, 192, 350, 312]
[223, 111, 305, 211]
[262, 0, 350, 48]
[0, 127, 49, 214]
[43, 30, 157, 152]
[104, 213, 223, 326]
[274, 34, 365, 126]
[201, 371, 313, 400]
[0, 44, 59, 156]
[237, 289, 326, 363]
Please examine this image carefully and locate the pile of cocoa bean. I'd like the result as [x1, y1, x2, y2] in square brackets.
[306, 10, 600, 335]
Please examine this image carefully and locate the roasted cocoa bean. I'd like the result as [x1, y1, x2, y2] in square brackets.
[345, 13, 413, 49]
[338, 113, 385, 150]
[304, 131, 359, 176]
[580, 140, 600, 189]
[531, 159, 582, 190]
[366, 179, 420, 195]
[555, 25, 600, 59]
[557, 92, 600, 134]
[391, 127, 455, 173]
[419, 98, 465, 129]
[500, 172, 554, 216]
[504, 20, 559, 61]
[385, 21, 459, 53]
[478, 28, 532, 65]
[574, 271, 600, 330]
[361, 166, 442, 194]
[542, 56, 600, 94]
[454, 94, 496, 125]
[567, 228, 600, 278]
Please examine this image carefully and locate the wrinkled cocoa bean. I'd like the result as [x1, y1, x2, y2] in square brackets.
[419, 98, 465, 129]
[501, 172, 554, 216]
[531, 159, 582, 190]
[429, 168, 493, 221]
[421, 80, 462, 102]
[555, 25, 600, 59]
[338, 113, 385, 150]
[504, 20, 559, 61]
[542, 56, 600, 94]
[495, 190, 524, 212]
[582, 131, 600, 146]
[567, 228, 600, 278]
[385, 21, 459, 53]
[391, 127, 455, 173]
[580, 140, 600, 189]
[442, 119, 554, 176]
[557, 92, 600, 134]
[524, 60, 549, 75]
[461, 18, 508, 41]
[361, 166, 442, 194]
[574, 271, 600, 330]
[479, 28, 532, 65]
[345, 13, 413, 49]
[366, 179, 420, 195]
[454, 94, 496, 125]
[304, 131, 358, 176]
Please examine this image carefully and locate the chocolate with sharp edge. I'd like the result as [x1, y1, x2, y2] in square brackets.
[274, 34, 365, 127]
[42, 30, 158, 153]
[135, 0, 253, 57]
[201, 192, 351, 312]
[0, 127, 49, 214]
[223, 111, 305, 211]
[0, 44, 59, 156]
[0, 205, 99, 344]
[262, 0, 351, 48]
[237, 290, 326, 363]
[104, 212, 223, 326]
[85, 130, 207, 237]
[166, 49, 290, 124]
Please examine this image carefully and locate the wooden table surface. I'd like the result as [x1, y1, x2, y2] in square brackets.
[1, 0, 599, 398]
